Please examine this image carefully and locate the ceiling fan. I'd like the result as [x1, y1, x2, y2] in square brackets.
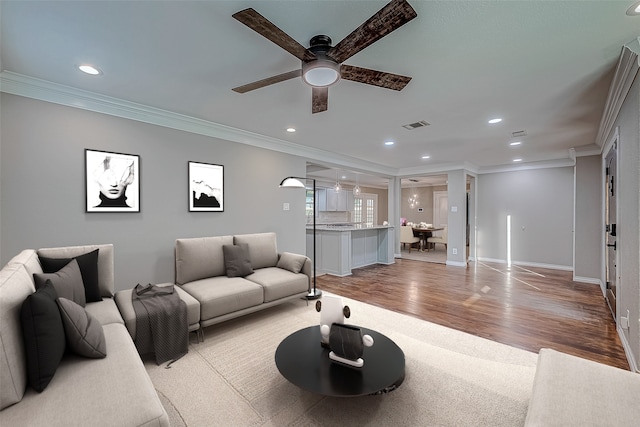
[231, 0, 417, 114]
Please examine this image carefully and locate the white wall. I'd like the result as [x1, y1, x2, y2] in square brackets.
[609, 74, 640, 369]
[477, 167, 574, 268]
[0, 93, 308, 290]
[574, 155, 602, 283]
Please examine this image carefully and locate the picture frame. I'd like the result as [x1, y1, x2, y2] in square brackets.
[85, 149, 140, 213]
[189, 161, 224, 212]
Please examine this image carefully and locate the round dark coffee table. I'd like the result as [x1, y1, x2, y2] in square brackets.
[275, 325, 405, 396]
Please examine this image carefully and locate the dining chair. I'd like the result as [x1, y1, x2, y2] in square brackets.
[427, 226, 448, 251]
[400, 226, 421, 253]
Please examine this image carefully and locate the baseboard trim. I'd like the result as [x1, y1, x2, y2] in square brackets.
[476, 257, 573, 272]
[573, 276, 602, 286]
[446, 260, 467, 267]
[618, 326, 639, 372]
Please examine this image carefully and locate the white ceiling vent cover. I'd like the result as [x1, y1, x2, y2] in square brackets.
[511, 130, 527, 138]
[403, 120, 430, 130]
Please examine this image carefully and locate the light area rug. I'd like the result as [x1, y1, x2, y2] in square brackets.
[400, 246, 447, 264]
[145, 293, 538, 426]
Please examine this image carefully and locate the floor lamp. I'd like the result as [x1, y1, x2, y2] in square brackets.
[279, 176, 322, 300]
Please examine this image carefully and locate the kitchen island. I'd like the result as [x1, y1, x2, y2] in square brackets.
[306, 224, 395, 276]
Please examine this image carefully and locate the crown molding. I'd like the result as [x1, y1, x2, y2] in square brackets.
[595, 39, 640, 147]
[0, 71, 586, 180]
[398, 161, 480, 178]
[477, 157, 575, 174]
[0, 71, 397, 176]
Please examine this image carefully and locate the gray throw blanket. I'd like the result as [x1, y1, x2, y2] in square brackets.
[132, 283, 188, 365]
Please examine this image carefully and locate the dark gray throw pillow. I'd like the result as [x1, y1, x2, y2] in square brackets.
[34, 259, 86, 307]
[39, 249, 102, 303]
[56, 297, 107, 358]
[20, 281, 66, 392]
[223, 243, 253, 277]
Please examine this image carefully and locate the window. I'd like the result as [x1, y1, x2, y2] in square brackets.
[306, 189, 314, 223]
[353, 193, 377, 226]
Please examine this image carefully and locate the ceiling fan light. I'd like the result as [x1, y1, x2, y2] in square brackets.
[302, 59, 340, 87]
[626, 1, 640, 15]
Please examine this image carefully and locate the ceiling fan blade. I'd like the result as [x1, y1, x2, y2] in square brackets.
[340, 65, 411, 91]
[312, 87, 328, 114]
[327, 0, 417, 64]
[232, 70, 302, 93]
[233, 8, 316, 62]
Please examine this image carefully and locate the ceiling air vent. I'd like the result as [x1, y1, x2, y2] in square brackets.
[511, 130, 527, 138]
[402, 120, 430, 130]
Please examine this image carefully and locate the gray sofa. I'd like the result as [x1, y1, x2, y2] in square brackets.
[175, 232, 311, 334]
[524, 348, 640, 426]
[0, 244, 169, 427]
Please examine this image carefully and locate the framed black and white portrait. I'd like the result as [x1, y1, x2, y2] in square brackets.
[85, 149, 140, 213]
[189, 161, 224, 212]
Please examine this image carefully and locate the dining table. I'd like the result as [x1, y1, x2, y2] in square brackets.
[411, 227, 444, 251]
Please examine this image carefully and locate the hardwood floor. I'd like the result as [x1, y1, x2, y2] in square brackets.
[316, 258, 630, 370]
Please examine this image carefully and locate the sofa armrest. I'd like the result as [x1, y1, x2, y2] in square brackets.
[301, 257, 312, 288]
[525, 348, 640, 426]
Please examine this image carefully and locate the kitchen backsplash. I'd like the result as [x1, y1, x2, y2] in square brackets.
[317, 211, 352, 223]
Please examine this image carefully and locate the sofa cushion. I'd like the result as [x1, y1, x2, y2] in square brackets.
[7, 249, 42, 278]
[181, 276, 263, 320]
[175, 236, 234, 284]
[0, 263, 36, 410]
[57, 297, 107, 359]
[0, 323, 169, 426]
[37, 244, 115, 298]
[84, 298, 125, 326]
[245, 267, 309, 302]
[20, 282, 66, 392]
[33, 259, 86, 307]
[223, 243, 254, 277]
[234, 232, 279, 269]
[276, 252, 307, 274]
[39, 249, 102, 303]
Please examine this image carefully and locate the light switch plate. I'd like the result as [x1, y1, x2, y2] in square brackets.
[283, 203, 290, 211]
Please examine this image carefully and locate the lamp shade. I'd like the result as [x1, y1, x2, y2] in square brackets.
[302, 59, 340, 87]
[279, 177, 306, 188]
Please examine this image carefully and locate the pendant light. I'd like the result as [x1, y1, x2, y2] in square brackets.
[353, 173, 361, 196]
[334, 170, 341, 192]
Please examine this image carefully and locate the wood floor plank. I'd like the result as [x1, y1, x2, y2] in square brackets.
[317, 259, 630, 370]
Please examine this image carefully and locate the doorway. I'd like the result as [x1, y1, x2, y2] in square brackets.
[433, 191, 448, 228]
[604, 141, 617, 319]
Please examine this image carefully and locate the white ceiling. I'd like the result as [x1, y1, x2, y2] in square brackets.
[2, 1, 639, 188]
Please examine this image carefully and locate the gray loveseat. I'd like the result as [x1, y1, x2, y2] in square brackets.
[175, 232, 311, 336]
[0, 244, 169, 426]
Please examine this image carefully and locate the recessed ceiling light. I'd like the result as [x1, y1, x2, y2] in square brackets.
[384, 141, 395, 146]
[488, 118, 502, 124]
[626, 1, 640, 15]
[510, 141, 522, 146]
[421, 155, 431, 159]
[78, 64, 102, 75]
[286, 127, 296, 133]
[513, 158, 523, 162]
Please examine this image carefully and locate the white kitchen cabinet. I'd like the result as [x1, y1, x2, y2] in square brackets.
[320, 189, 353, 211]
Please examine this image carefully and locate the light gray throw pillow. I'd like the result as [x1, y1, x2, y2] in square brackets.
[276, 252, 307, 274]
[56, 297, 107, 358]
[34, 258, 86, 307]
[223, 244, 254, 277]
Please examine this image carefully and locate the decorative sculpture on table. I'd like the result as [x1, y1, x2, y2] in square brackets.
[316, 295, 374, 368]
